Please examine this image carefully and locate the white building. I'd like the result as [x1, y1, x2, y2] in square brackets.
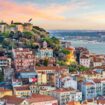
[56, 76, 77, 89]
[0, 56, 11, 68]
[81, 81, 95, 100]
[81, 78, 105, 100]
[49, 88, 82, 105]
[36, 41, 53, 59]
[80, 55, 90, 67]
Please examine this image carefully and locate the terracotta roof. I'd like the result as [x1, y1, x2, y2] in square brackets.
[93, 79, 101, 83]
[80, 55, 90, 59]
[84, 82, 94, 86]
[0, 88, 12, 92]
[14, 85, 30, 91]
[53, 88, 76, 93]
[97, 100, 105, 104]
[1, 95, 24, 105]
[13, 48, 31, 52]
[67, 101, 81, 105]
[66, 47, 75, 51]
[36, 66, 67, 71]
[27, 94, 57, 103]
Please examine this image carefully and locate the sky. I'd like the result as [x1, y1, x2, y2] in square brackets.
[0, 0, 105, 30]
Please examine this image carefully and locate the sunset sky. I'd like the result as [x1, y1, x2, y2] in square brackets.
[0, 0, 105, 30]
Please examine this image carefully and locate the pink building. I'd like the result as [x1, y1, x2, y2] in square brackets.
[12, 48, 35, 70]
[27, 94, 58, 105]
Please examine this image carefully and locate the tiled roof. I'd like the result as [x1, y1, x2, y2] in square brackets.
[0, 88, 12, 92]
[14, 85, 30, 91]
[27, 94, 56, 103]
[36, 66, 67, 71]
[53, 88, 76, 93]
[1, 95, 24, 105]
[67, 101, 81, 105]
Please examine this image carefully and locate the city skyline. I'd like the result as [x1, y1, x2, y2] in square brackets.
[0, 0, 105, 30]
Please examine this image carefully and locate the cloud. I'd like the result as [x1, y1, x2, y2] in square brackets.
[0, 0, 90, 22]
[0, 0, 105, 30]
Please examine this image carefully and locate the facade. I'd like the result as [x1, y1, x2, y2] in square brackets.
[0, 23, 9, 33]
[26, 94, 58, 105]
[12, 48, 35, 69]
[0, 88, 13, 98]
[49, 88, 82, 105]
[13, 85, 31, 97]
[80, 55, 90, 67]
[81, 79, 105, 100]
[60, 40, 71, 48]
[36, 66, 68, 85]
[3, 67, 14, 81]
[36, 48, 53, 59]
[24, 23, 33, 31]
[14, 23, 24, 32]
[56, 76, 77, 89]
[0, 56, 11, 68]
[36, 41, 53, 59]
[0, 95, 28, 105]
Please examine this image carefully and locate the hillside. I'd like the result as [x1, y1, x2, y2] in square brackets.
[0, 22, 50, 49]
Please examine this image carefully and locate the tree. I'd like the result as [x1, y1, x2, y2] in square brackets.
[61, 48, 70, 55]
[43, 59, 49, 66]
[69, 63, 89, 72]
[0, 71, 4, 82]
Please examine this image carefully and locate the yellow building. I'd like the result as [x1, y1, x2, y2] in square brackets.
[0, 87, 13, 98]
[13, 85, 31, 97]
[37, 72, 47, 84]
[65, 47, 76, 65]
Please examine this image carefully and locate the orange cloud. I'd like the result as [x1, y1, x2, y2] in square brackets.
[0, 0, 105, 30]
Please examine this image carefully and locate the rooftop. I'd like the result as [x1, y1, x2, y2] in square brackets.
[27, 94, 57, 103]
[1, 95, 24, 105]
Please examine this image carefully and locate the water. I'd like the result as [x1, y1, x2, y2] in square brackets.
[70, 40, 105, 54]
[49, 30, 105, 54]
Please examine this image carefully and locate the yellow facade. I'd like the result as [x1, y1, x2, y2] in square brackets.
[65, 48, 76, 65]
[38, 73, 47, 84]
[0, 88, 13, 98]
[14, 88, 31, 97]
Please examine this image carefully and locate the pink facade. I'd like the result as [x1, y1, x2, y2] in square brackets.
[12, 48, 35, 69]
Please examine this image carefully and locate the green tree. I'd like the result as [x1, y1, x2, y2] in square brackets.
[61, 48, 70, 55]
[0, 71, 4, 82]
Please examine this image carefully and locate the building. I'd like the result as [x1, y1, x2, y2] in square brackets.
[0, 23, 9, 33]
[3, 67, 14, 81]
[49, 88, 82, 105]
[65, 47, 76, 65]
[12, 48, 35, 69]
[26, 94, 58, 105]
[36, 41, 53, 59]
[13, 85, 31, 97]
[0, 88, 13, 98]
[93, 58, 103, 67]
[81, 81, 95, 100]
[36, 66, 68, 85]
[80, 55, 90, 67]
[81, 78, 105, 100]
[12, 78, 23, 87]
[60, 40, 71, 48]
[0, 95, 28, 105]
[13, 23, 24, 32]
[0, 56, 11, 69]
[39, 85, 56, 95]
[56, 75, 77, 89]
[66, 101, 81, 105]
[23, 23, 33, 31]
